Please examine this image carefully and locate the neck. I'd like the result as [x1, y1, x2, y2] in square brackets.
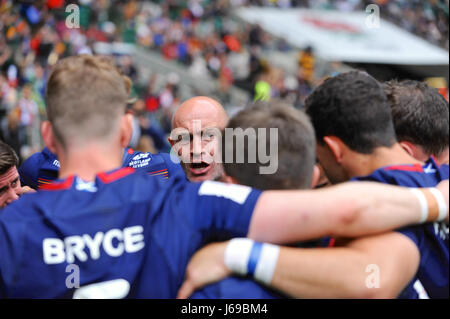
[436, 148, 449, 165]
[58, 144, 124, 181]
[346, 143, 424, 179]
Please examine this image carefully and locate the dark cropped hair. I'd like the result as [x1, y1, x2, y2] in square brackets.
[223, 100, 316, 190]
[0, 141, 19, 175]
[384, 79, 449, 156]
[305, 71, 396, 154]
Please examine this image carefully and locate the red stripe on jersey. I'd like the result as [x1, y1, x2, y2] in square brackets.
[40, 176, 75, 191]
[384, 164, 424, 172]
[328, 238, 336, 247]
[149, 169, 168, 175]
[97, 167, 135, 184]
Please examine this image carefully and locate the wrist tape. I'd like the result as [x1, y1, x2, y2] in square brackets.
[224, 238, 280, 285]
[409, 188, 448, 223]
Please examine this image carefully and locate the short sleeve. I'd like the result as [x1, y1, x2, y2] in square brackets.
[160, 152, 186, 181]
[18, 153, 42, 189]
[178, 181, 262, 239]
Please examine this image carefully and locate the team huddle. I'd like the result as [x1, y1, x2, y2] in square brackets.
[0, 55, 448, 299]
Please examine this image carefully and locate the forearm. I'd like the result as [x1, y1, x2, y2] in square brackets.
[225, 233, 418, 299]
[248, 181, 448, 243]
[329, 183, 421, 237]
[271, 246, 372, 299]
[330, 182, 448, 237]
[270, 233, 419, 299]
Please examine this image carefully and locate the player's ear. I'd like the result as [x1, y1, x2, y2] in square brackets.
[311, 164, 321, 189]
[120, 113, 133, 148]
[323, 136, 345, 163]
[400, 141, 429, 162]
[399, 141, 415, 157]
[41, 121, 58, 154]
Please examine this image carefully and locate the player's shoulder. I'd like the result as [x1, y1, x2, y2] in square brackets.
[158, 151, 186, 179]
[19, 147, 60, 187]
[99, 166, 180, 201]
[353, 158, 448, 187]
[19, 148, 47, 175]
[26, 147, 59, 166]
[0, 191, 44, 223]
[123, 148, 185, 180]
[123, 148, 157, 167]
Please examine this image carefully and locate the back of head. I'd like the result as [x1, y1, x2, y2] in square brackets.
[305, 71, 396, 153]
[0, 141, 19, 175]
[45, 55, 129, 148]
[224, 100, 316, 190]
[384, 79, 449, 157]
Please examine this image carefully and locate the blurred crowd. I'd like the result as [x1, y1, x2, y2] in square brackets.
[1, 0, 448, 163]
[245, 0, 449, 50]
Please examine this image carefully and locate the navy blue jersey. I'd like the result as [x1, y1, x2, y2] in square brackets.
[191, 277, 284, 299]
[19, 147, 185, 189]
[19, 147, 60, 189]
[352, 158, 449, 299]
[0, 169, 261, 298]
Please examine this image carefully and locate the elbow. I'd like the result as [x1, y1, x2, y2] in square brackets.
[330, 195, 378, 238]
[329, 201, 361, 238]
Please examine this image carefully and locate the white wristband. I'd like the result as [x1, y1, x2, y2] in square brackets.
[254, 243, 280, 285]
[428, 188, 448, 222]
[224, 238, 280, 285]
[224, 238, 254, 276]
[410, 188, 428, 223]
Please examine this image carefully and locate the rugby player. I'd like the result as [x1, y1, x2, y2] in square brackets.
[169, 96, 228, 182]
[18, 71, 184, 189]
[0, 141, 35, 208]
[18, 145, 184, 189]
[178, 72, 449, 299]
[0, 57, 447, 298]
[183, 101, 325, 299]
[384, 79, 449, 165]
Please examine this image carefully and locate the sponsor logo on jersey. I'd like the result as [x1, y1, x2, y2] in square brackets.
[128, 153, 152, 168]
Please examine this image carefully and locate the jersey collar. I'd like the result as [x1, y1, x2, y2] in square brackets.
[40, 167, 136, 191]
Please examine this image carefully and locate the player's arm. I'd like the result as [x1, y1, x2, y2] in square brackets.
[247, 180, 448, 243]
[268, 232, 419, 298]
[178, 232, 420, 299]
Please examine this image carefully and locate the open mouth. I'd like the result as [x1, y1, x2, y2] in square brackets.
[189, 162, 211, 176]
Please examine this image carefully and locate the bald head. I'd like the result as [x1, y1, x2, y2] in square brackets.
[169, 96, 228, 182]
[172, 96, 228, 131]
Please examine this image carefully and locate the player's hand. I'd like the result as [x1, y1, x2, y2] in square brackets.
[436, 179, 449, 223]
[19, 186, 36, 196]
[177, 241, 231, 299]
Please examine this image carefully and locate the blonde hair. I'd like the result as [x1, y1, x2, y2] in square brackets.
[45, 55, 129, 147]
